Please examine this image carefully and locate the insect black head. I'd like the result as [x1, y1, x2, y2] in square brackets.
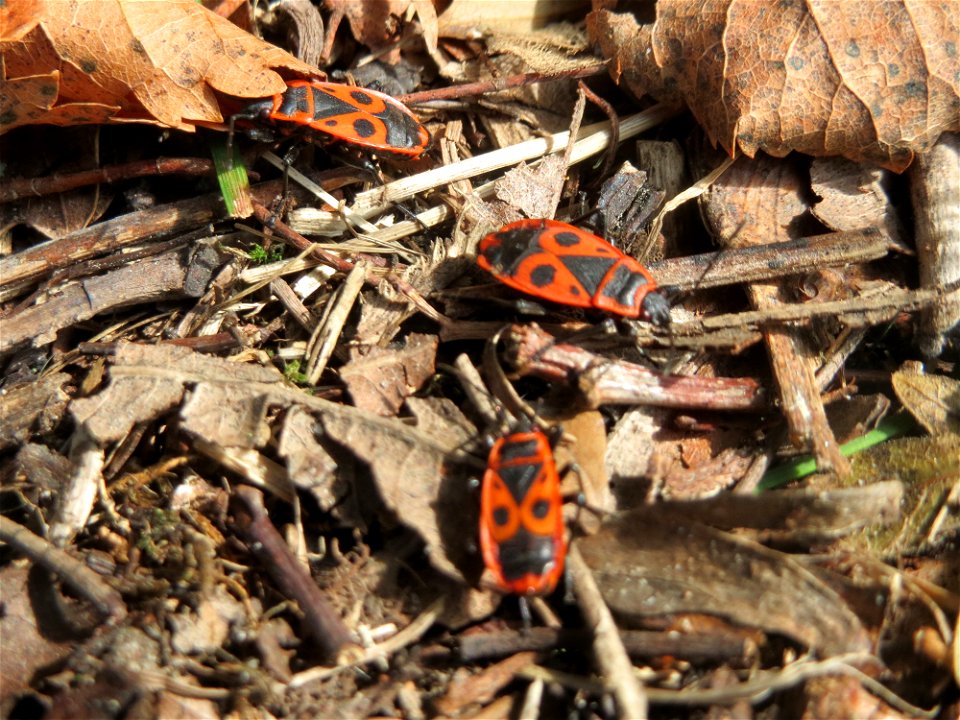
[642, 291, 672, 327]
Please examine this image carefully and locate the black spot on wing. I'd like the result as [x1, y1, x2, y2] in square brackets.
[350, 89, 375, 105]
[531, 499, 550, 519]
[353, 118, 376, 138]
[553, 231, 581, 247]
[530, 264, 556, 288]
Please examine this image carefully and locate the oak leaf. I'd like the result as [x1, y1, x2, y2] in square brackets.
[0, 0, 317, 133]
[589, 0, 960, 171]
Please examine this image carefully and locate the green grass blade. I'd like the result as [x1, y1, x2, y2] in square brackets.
[756, 413, 918, 492]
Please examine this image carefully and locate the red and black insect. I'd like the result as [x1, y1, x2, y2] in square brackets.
[479, 425, 566, 596]
[229, 79, 430, 159]
[477, 218, 671, 325]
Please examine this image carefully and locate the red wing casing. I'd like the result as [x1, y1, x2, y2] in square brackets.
[479, 429, 566, 595]
[477, 218, 660, 318]
[267, 80, 430, 158]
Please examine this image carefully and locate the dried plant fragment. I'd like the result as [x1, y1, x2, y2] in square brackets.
[433, 651, 537, 717]
[493, 157, 567, 220]
[657, 480, 904, 546]
[0, 566, 75, 705]
[180, 382, 272, 449]
[701, 153, 848, 474]
[0, 246, 220, 354]
[810, 158, 904, 244]
[911, 132, 960, 357]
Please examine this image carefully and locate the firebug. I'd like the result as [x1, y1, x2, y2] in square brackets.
[478, 219, 671, 325]
[228, 79, 430, 159]
[479, 425, 567, 596]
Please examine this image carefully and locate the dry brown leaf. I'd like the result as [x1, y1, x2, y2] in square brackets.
[892, 367, 960, 434]
[277, 406, 340, 511]
[605, 407, 661, 508]
[1, 0, 316, 133]
[168, 586, 246, 655]
[437, 0, 589, 37]
[493, 157, 567, 220]
[322, 0, 420, 62]
[152, 693, 219, 720]
[0, 566, 75, 710]
[340, 333, 438, 416]
[12, 444, 75, 497]
[0, 372, 70, 451]
[557, 409, 611, 521]
[405, 396, 477, 447]
[433, 651, 537, 716]
[0, 128, 114, 238]
[180, 383, 271, 449]
[319, 400, 479, 583]
[578, 508, 872, 657]
[654, 480, 904, 546]
[0, 1, 44, 42]
[590, 0, 960, 171]
[802, 676, 911, 720]
[70, 343, 282, 444]
[810, 158, 903, 243]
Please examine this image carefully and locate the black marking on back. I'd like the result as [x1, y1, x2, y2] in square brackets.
[499, 461, 541, 504]
[553, 231, 581, 247]
[531, 499, 550, 519]
[497, 438, 541, 503]
[311, 85, 363, 120]
[496, 527, 558, 580]
[599, 263, 648, 307]
[279, 85, 311, 116]
[484, 227, 546, 273]
[350, 89, 375, 106]
[306, 86, 421, 149]
[530, 264, 556, 288]
[353, 118, 376, 138]
[559, 255, 616, 294]
[499, 438, 538, 462]
[373, 102, 424, 148]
